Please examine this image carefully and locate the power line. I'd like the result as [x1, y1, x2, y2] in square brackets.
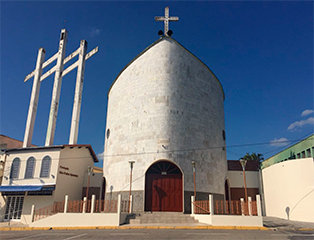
[2, 135, 313, 162]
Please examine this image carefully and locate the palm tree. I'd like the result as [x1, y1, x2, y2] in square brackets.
[240, 153, 264, 167]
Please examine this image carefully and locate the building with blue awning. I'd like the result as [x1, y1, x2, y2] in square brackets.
[0, 144, 99, 223]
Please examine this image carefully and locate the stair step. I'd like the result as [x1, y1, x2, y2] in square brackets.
[126, 212, 199, 225]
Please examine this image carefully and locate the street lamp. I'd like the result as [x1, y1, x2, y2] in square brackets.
[86, 166, 93, 199]
[191, 161, 196, 198]
[129, 161, 135, 213]
[239, 158, 248, 213]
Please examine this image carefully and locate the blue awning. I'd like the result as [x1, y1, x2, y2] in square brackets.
[0, 185, 55, 192]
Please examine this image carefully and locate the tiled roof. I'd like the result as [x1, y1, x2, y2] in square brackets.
[227, 160, 259, 171]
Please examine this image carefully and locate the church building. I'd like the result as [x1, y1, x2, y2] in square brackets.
[103, 7, 228, 213]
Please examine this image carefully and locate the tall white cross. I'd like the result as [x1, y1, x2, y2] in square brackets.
[155, 6, 179, 36]
[23, 29, 98, 147]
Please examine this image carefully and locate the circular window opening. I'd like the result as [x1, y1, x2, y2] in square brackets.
[106, 129, 110, 139]
[222, 130, 226, 141]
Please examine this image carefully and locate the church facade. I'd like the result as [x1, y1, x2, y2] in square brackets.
[103, 36, 228, 213]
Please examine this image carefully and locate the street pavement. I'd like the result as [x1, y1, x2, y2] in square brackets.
[0, 228, 314, 240]
[263, 217, 314, 231]
[0, 216, 313, 240]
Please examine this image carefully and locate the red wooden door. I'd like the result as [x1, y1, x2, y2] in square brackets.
[145, 161, 182, 212]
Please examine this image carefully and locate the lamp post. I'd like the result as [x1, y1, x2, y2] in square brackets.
[239, 158, 248, 214]
[191, 161, 196, 198]
[129, 161, 135, 213]
[86, 166, 93, 199]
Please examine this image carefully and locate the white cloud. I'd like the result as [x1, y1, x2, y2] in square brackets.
[301, 109, 314, 117]
[288, 117, 314, 131]
[90, 27, 101, 38]
[270, 138, 289, 147]
[97, 151, 104, 160]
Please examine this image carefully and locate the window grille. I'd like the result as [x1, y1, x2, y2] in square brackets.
[40, 156, 51, 178]
[10, 158, 20, 179]
[25, 157, 35, 179]
[4, 196, 24, 220]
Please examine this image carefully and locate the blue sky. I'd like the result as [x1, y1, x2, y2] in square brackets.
[1, 1, 313, 167]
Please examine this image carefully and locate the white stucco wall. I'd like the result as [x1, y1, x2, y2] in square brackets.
[262, 158, 314, 222]
[54, 147, 95, 201]
[30, 213, 123, 227]
[20, 196, 53, 224]
[104, 37, 227, 198]
[1, 148, 60, 187]
[192, 214, 263, 227]
[227, 171, 260, 188]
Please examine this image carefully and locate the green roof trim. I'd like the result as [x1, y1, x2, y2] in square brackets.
[261, 133, 314, 169]
[107, 36, 225, 100]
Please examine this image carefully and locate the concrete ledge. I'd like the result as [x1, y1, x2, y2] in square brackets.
[0, 225, 273, 231]
[192, 214, 263, 227]
[29, 213, 121, 227]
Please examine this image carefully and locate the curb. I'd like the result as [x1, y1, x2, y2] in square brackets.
[0, 226, 272, 231]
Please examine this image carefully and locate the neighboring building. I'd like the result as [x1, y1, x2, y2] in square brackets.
[261, 134, 314, 222]
[82, 166, 105, 200]
[260, 134, 314, 169]
[226, 160, 261, 201]
[0, 144, 98, 224]
[0, 134, 36, 150]
[0, 134, 38, 221]
[103, 35, 227, 213]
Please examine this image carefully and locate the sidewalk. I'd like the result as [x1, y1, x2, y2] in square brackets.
[0, 221, 28, 228]
[0, 217, 313, 231]
[263, 216, 314, 231]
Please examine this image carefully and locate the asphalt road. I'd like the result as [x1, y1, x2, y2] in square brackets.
[1, 229, 314, 240]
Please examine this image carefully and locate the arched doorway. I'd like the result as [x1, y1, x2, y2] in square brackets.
[145, 161, 183, 212]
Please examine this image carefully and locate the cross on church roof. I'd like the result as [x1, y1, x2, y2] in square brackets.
[155, 6, 179, 36]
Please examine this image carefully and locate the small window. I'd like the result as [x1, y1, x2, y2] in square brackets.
[40, 156, 51, 178]
[106, 129, 110, 139]
[307, 148, 311, 157]
[222, 130, 226, 141]
[10, 158, 20, 179]
[25, 157, 35, 179]
[301, 151, 306, 158]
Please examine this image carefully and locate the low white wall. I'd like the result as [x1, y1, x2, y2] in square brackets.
[191, 214, 212, 225]
[21, 196, 53, 224]
[120, 213, 128, 225]
[212, 215, 263, 226]
[191, 214, 263, 227]
[262, 158, 314, 222]
[30, 213, 122, 227]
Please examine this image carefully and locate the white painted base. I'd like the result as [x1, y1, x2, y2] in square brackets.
[191, 214, 263, 227]
[30, 213, 128, 227]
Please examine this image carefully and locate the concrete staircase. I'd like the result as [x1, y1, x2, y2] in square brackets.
[127, 212, 199, 225]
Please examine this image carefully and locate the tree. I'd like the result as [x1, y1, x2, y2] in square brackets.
[240, 153, 264, 167]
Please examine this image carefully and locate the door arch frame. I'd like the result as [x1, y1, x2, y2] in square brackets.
[144, 159, 184, 212]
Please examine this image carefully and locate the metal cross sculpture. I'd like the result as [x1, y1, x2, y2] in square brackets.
[155, 6, 179, 36]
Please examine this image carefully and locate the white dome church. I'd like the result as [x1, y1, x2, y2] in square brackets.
[103, 8, 227, 213]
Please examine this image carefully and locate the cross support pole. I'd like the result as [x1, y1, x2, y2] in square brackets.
[23, 29, 98, 148]
[45, 29, 68, 146]
[69, 40, 87, 144]
[23, 47, 46, 148]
